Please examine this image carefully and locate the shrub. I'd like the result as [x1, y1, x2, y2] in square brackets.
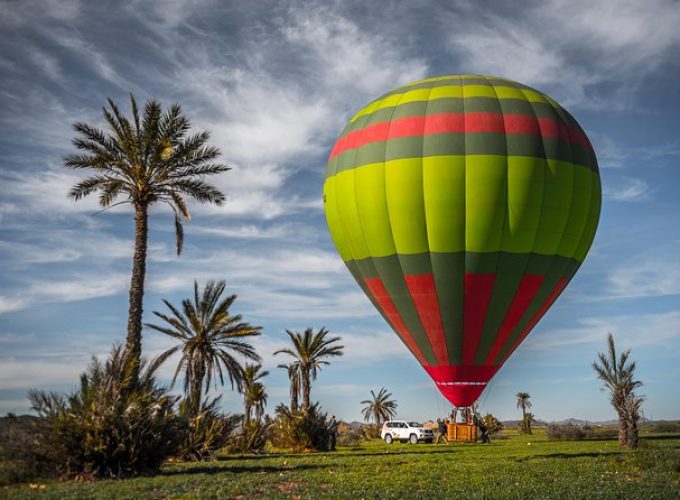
[546, 423, 618, 441]
[177, 397, 240, 461]
[647, 421, 680, 433]
[0, 415, 55, 485]
[0, 346, 181, 482]
[228, 419, 270, 454]
[520, 413, 534, 434]
[361, 425, 381, 440]
[482, 413, 504, 435]
[270, 403, 330, 452]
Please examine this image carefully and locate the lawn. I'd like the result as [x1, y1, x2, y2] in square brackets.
[3, 430, 679, 499]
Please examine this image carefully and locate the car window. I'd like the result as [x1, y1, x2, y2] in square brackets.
[408, 421, 421, 427]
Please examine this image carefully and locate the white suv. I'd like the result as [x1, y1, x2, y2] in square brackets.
[381, 420, 434, 444]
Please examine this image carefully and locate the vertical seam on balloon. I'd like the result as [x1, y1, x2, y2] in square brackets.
[489, 82, 548, 364]
[459, 74, 467, 378]
[502, 91, 577, 362]
[332, 94, 386, 301]
[379, 82, 436, 364]
[547, 101, 578, 262]
[573, 124, 601, 262]
[476, 75, 512, 366]
[421, 76, 451, 368]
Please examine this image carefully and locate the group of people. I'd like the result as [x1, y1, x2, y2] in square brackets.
[434, 410, 491, 444]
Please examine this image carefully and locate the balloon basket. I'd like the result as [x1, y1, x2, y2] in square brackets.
[447, 423, 477, 442]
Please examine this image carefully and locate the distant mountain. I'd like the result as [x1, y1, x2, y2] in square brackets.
[501, 417, 623, 427]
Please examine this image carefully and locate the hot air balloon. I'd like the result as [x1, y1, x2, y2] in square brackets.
[323, 75, 601, 407]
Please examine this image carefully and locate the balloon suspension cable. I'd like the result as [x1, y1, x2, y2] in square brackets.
[477, 376, 494, 413]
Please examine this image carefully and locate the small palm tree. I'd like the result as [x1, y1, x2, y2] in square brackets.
[147, 280, 261, 418]
[592, 333, 643, 448]
[361, 388, 398, 427]
[65, 96, 229, 384]
[516, 392, 532, 434]
[242, 363, 269, 424]
[278, 362, 301, 411]
[274, 327, 344, 412]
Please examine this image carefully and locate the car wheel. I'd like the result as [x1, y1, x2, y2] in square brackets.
[410, 434, 418, 444]
[384, 434, 393, 444]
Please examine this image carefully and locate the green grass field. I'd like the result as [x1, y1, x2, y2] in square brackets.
[3, 430, 679, 499]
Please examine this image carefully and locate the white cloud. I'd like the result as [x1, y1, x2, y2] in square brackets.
[604, 177, 650, 202]
[446, 0, 680, 108]
[0, 272, 130, 316]
[606, 246, 680, 299]
[526, 310, 680, 350]
[283, 6, 428, 96]
[0, 297, 28, 314]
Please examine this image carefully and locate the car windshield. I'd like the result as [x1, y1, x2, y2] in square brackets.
[408, 421, 421, 427]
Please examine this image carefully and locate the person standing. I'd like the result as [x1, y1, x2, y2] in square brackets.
[329, 415, 338, 450]
[435, 418, 449, 444]
[473, 413, 491, 444]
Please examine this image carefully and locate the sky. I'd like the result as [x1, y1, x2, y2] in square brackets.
[1, 0, 679, 423]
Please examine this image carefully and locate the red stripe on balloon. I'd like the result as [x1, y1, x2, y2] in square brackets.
[462, 273, 496, 365]
[424, 365, 499, 407]
[485, 274, 545, 364]
[404, 274, 449, 366]
[499, 277, 569, 365]
[364, 277, 426, 365]
[329, 113, 593, 158]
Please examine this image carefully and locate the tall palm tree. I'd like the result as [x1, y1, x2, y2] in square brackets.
[242, 363, 269, 424]
[65, 95, 229, 384]
[147, 280, 261, 418]
[592, 333, 643, 448]
[278, 362, 301, 411]
[516, 392, 532, 420]
[361, 388, 398, 426]
[515, 392, 532, 433]
[274, 327, 344, 412]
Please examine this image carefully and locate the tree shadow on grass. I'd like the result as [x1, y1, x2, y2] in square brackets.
[216, 446, 466, 462]
[643, 434, 680, 442]
[162, 463, 327, 476]
[515, 451, 623, 462]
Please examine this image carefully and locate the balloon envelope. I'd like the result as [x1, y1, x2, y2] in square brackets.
[324, 75, 601, 406]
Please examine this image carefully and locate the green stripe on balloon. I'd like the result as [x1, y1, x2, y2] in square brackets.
[330, 138, 594, 174]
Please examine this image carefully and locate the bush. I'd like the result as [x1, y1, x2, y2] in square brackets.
[647, 421, 680, 433]
[270, 404, 330, 452]
[0, 346, 181, 482]
[177, 397, 240, 461]
[483, 413, 504, 435]
[0, 415, 55, 485]
[361, 425, 381, 440]
[228, 419, 270, 454]
[546, 423, 618, 441]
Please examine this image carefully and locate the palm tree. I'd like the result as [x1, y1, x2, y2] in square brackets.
[242, 363, 269, 424]
[361, 388, 398, 427]
[516, 392, 532, 434]
[592, 333, 643, 448]
[65, 95, 229, 384]
[278, 362, 301, 411]
[274, 327, 344, 412]
[146, 280, 261, 418]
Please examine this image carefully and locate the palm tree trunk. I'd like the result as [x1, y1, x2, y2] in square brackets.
[290, 374, 299, 412]
[190, 373, 202, 419]
[301, 368, 311, 412]
[124, 202, 148, 386]
[617, 413, 627, 447]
